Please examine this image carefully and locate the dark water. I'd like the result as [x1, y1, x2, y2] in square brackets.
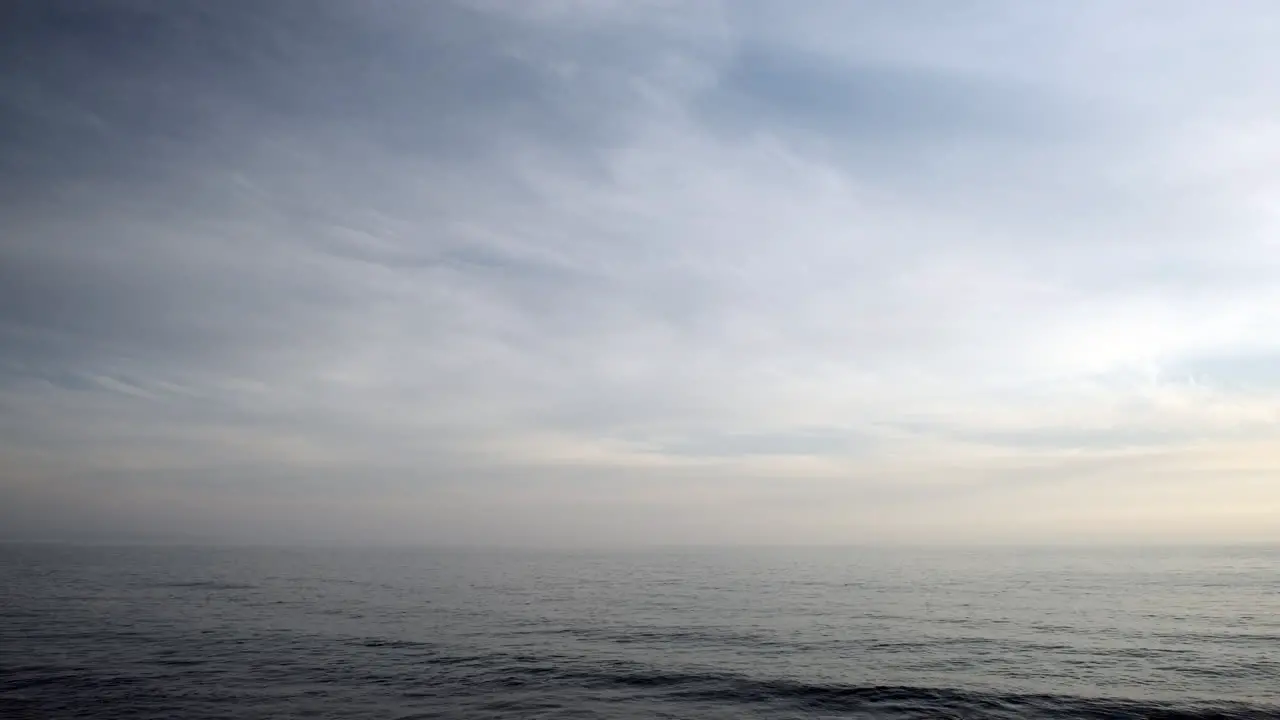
[2, 545, 1278, 719]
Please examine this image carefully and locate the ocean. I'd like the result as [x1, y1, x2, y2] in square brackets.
[1, 544, 1277, 719]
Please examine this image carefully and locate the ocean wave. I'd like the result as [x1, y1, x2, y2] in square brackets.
[339, 633, 1278, 717]
[494, 664, 1279, 719]
[148, 581, 258, 591]
[322, 638, 1280, 718]
[515, 623, 792, 649]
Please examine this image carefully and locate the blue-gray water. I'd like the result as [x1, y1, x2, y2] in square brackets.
[1, 545, 1277, 719]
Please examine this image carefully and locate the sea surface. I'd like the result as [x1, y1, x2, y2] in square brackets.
[1, 545, 1277, 719]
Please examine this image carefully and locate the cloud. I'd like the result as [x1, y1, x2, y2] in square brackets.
[1, 0, 1279, 545]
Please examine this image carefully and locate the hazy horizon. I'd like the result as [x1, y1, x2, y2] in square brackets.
[3, 1, 1279, 547]
[5, 538, 1280, 551]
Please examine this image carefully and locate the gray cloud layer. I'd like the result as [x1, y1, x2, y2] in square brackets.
[3, 1, 1279, 545]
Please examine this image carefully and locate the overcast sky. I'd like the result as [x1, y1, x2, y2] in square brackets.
[2, 1, 1279, 546]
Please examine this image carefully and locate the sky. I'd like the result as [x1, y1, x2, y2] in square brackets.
[2, 1, 1279, 546]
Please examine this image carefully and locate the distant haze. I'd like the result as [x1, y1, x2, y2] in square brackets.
[2, 1, 1278, 546]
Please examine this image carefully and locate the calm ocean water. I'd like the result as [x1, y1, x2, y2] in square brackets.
[1, 545, 1277, 719]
